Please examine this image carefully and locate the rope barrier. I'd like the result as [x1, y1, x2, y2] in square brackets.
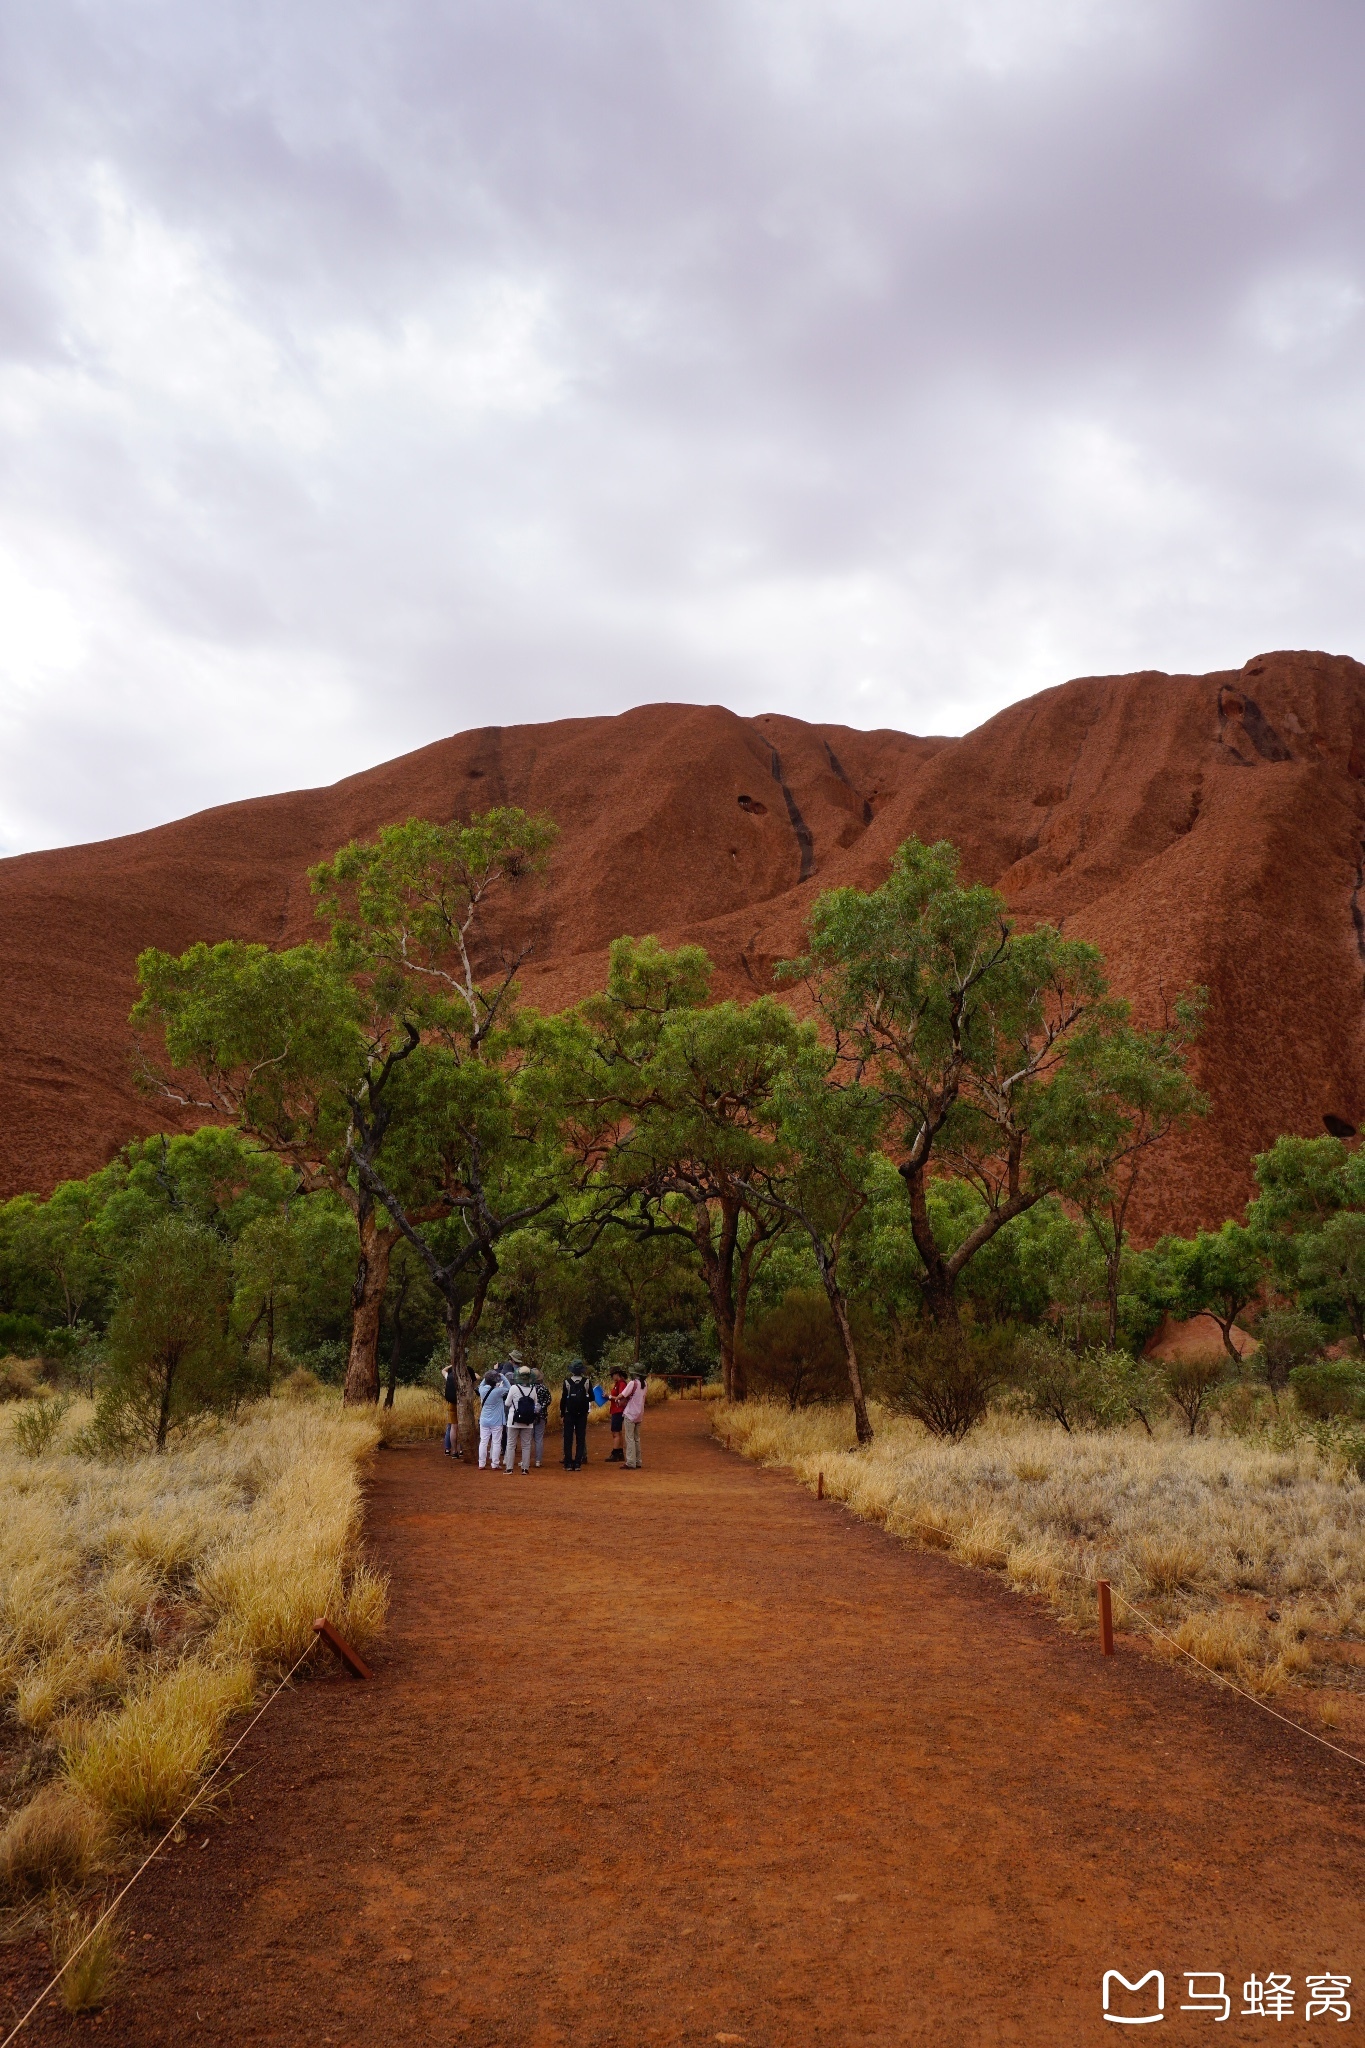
[0, 1635, 319, 2048]
[1106, 1584, 1365, 1775]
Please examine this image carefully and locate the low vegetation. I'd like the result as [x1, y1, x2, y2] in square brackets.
[0, 1388, 393, 1950]
[719, 1399, 1365, 1699]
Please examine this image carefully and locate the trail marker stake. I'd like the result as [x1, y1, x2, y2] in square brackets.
[313, 1616, 373, 1680]
[1097, 1580, 1115, 1658]
[817, 1471, 824, 1501]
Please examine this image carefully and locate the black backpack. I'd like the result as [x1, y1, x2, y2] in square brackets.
[510, 1383, 538, 1426]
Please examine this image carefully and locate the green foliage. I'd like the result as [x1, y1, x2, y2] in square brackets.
[1013, 1333, 1157, 1433]
[0, 1313, 48, 1356]
[99, 1220, 236, 1451]
[879, 1321, 1019, 1442]
[1157, 1221, 1267, 1363]
[12, 1395, 71, 1457]
[536, 935, 802, 1396]
[1294, 1211, 1365, 1344]
[311, 807, 558, 1046]
[785, 836, 1180, 1324]
[738, 1290, 853, 1409]
[1289, 1356, 1365, 1421]
[1253, 1307, 1324, 1393]
[1159, 1352, 1228, 1437]
[1249, 1133, 1365, 1236]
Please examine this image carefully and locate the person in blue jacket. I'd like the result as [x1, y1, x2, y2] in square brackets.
[476, 1362, 508, 1469]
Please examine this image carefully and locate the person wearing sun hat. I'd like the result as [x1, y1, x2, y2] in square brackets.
[502, 1356, 539, 1473]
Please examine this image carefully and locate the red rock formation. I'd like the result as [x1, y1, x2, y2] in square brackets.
[4, 650, 1363, 1233]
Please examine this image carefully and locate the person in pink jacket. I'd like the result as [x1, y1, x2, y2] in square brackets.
[620, 1372, 647, 1469]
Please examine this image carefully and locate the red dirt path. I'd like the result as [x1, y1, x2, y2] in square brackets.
[11, 1401, 1365, 2046]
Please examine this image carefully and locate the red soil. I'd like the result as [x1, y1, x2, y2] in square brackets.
[5, 648, 1365, 1231]
[9, 1401, 1362, 2047]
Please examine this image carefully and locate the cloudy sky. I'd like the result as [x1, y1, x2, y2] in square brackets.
[1, 0, 1363, 853]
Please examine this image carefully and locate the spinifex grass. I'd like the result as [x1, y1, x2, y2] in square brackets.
[718, 1400, 1365, 1696]
[0, 1392, 390, 1906]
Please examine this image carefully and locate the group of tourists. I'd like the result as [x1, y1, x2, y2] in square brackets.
[441, 1352, 649, 1471]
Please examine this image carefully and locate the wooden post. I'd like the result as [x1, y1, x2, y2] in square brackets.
[313, 1616, 373, 1680]
[1097, 1579, 1115, 1657]
[817, 1471, 824, 1501]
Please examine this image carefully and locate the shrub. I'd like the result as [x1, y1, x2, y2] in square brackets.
[0, 1783, 108, 1900]
[881, 1323, 1017, 1442]
[1160, 1352, 1227, 1436]
[1256, 1308, 1324, 1393]
[1290, 1356, 1365, 1421]
[640, 1329, 716, 1381]
[0, 1354, 41, 1402]
[100, 1220, 235, 1451]
[738, 1290, 849, 1409]
[0, 1314, 48, 1360]
[280, 1366, 323, 1401]
[13, 1394, 72, 1458]
[1014, 1335, 1138, 1432]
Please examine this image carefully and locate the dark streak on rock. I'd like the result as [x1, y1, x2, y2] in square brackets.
[769, 748, 816, 881]
[823, 741, 874, 824]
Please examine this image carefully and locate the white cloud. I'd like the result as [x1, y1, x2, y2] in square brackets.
[1, 0, 1364, 850]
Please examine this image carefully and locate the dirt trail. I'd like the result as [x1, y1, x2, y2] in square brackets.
[14, 1401, 1365, 2046]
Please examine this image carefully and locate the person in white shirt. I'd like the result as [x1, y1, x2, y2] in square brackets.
[620, 1372, 648, 1469]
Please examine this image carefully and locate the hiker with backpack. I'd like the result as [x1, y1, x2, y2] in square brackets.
[476, 1361, 509, 1470]
[620, 1370, 648, 1469]
[559, 1359, 596, 1470]
[530, 1364, 552, 1469]
[441, 1359, 463, 1458]
[503, 1359, 541, 1473]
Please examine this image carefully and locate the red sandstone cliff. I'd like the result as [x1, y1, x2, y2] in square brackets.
[4, 649, 1363, 1233]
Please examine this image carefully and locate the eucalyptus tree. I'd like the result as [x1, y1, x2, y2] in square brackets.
[310, 808, 561, 1443]
[785, 836, 1173, 1328]
[133, 805, 557, 1408]
[532, 935, 798, 1400]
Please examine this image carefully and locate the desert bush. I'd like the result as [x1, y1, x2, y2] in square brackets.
[0, 1315, 48, 1361]
[12, 1393, 71, 1458]
[1161, 1352, 1227, 1436]
[279, 1365, 323, 1400]
[1289, 1356, 1365, 1421]
[1255, 1308, 1324, 1393]
[100, 1220, 236, 1450]
[738, 1290, 849, 1409]
[0, 1782, 107, 1900]
[1014, 1334, 1136, 1432]
[0, 1354, 41, 1402]
[881, 1323, 1017, 1441]
[644, 1375, 671, 1406]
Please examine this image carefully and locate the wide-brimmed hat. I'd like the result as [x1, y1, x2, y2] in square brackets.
[508, 1349, 523, 1364]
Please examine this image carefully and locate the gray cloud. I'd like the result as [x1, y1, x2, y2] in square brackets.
[2, 0, 1365, 850]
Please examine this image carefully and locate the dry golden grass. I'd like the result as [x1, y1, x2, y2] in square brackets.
[49, 1893, 120, 2013]
[0, 1784, 107, 1898]
[718, 1399, 1365, 1696]
[375, 1385, 447, 1445]
[0, 1392, 389, 1905]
